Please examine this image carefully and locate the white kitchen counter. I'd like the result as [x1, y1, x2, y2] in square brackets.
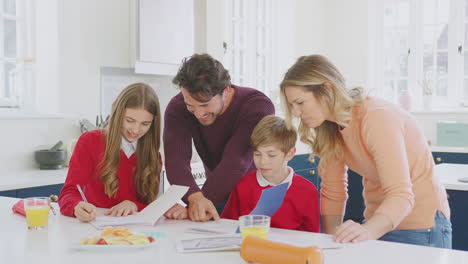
[435, 163, 468, 191]
[296, 144, 468, 156]
[0, 168, 68, 192]
[431, 145, 468, 153]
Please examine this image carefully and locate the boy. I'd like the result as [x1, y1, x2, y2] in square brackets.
[221, 115, 320, 232]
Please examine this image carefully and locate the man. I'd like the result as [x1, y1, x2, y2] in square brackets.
[163, 53, 275, 222]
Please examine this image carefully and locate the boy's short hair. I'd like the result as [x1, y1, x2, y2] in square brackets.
[251, 115, 297, 153]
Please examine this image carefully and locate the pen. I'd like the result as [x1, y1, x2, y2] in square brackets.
[76, 184, 88, 203]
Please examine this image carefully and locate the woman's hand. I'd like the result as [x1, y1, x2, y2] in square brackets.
[333, 214, 393, 243]
[164, 204, 188, 220]
[74, 201, 97, 222]
[333, 220, 374, 243]
[104, 200, 138, 217]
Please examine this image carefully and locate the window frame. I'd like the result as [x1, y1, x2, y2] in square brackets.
[223, 0, 281, 107]
[369, 0, 468, 111]
[0, 0, 35, 110]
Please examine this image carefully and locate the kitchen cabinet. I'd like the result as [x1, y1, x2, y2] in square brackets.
[135, 0, 194, 75]
[343, 170, 365, 223]
[446, 189, 468, 251]
[289, 154, 364, 223]
[432, 152, 468, 251]
[16, 184, 63, 199]
[433, 152, 468, 165]
[0, 184, 63, 199]
[0, 190, 16, 198]
[289, 154, 320, 191]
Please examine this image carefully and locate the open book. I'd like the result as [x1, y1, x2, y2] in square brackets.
[90, 185, 189, 228]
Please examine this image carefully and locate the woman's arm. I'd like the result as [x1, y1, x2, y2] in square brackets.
[323, 215, 343, 234]
[319, 159, 348, 233]
[334, 108, 416, 243]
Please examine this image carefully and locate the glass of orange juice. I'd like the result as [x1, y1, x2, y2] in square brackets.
[24, 197, 51, 230]
[239, 215, 270, 240]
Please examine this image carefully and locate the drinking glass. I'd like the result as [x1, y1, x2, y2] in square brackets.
[24, 197, 51, 230]
[239, 215, 270, 239]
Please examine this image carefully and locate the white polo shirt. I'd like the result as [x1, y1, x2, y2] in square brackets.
[256, 166, 294, 188]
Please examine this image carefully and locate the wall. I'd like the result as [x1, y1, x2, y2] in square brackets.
[319, 0, 370, 89]
[2, 0, 463, 179]
[412, 112, 468, 146]
[0, 0, 134, 176]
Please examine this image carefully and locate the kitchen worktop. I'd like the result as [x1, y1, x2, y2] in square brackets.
[0, 160, 466, 193]
[434, 163, 468, 191]
[0, 168, 68, 191]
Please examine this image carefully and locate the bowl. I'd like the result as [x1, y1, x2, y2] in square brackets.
[34, 150, 67, 170]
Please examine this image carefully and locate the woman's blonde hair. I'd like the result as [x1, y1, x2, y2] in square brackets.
[100, 83, 162, 204]
[280, 55, 363, 173]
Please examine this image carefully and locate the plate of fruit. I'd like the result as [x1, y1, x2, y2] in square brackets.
[73, 226, 158, 250]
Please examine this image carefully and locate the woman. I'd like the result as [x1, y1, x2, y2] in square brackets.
[280, 55, 451, 248]
[59, 83, 187, 221]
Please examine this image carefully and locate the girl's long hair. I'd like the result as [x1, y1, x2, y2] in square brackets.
[100, 83, 161, 204]
[280, 55, 363, 173]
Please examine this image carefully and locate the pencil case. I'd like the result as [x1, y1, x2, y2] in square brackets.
[240, 235, 324, 264]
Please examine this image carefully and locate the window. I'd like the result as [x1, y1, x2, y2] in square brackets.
[0, 0, 35, 109]
[223, 0, 281, 107]
[370, 0, 468, 110]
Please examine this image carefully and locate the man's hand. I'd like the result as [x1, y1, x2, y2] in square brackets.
[104, 200, 138, 217]
[187, 192, 220, 222]
[164, 203, 188, 220]
[74, 201, 97, 222]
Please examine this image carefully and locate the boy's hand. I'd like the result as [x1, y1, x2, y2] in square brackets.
[104, 200, 138, 217]
[187, 192, 220, 222]
[164, 204, 188, 220]
[74, 201, 97, 222]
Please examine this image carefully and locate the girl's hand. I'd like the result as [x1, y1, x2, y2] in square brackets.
[74, 201, 97, 222]
[164, 204, 188, 220]
[104, 200, 138, 217]
[333, 220, 373, 243]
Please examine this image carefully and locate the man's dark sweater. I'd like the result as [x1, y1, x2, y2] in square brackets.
[163, 85, 275, 204]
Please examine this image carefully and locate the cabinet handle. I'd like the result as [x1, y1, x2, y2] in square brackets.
[309, 169, 316, 175]
[49, 194, 58, 202]
[436, 157, 442, 163]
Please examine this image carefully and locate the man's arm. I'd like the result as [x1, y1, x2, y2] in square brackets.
[163, 95, 199, 202]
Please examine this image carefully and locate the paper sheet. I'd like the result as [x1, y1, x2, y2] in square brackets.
[90, 185, 189, 228]
[185, 219, 240, 235]
[176, 235, 242, 253]
[268, 233, 342, 250]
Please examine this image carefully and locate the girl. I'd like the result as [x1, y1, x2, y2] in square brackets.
[59, 83, 187, 221]
[280, 55, 451, 248]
